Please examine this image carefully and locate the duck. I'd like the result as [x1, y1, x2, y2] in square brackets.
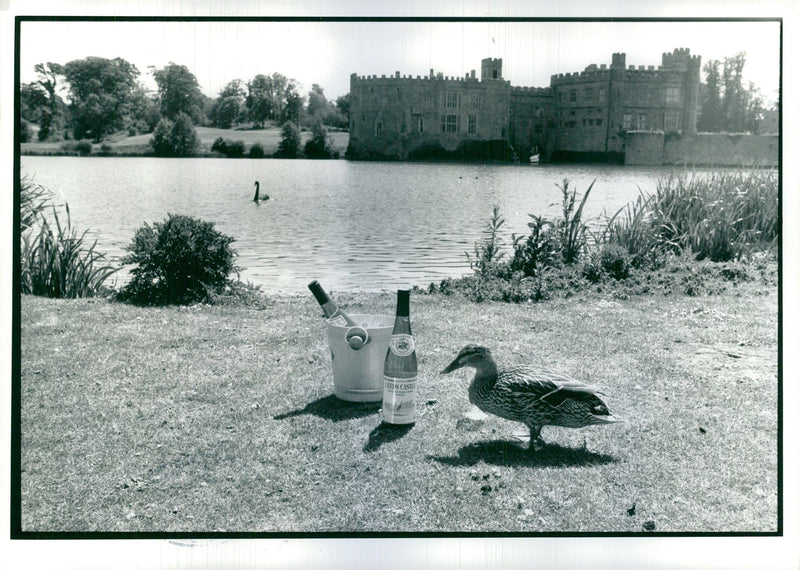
[253, 181, 269, 202]
[441, 345, 621, 451]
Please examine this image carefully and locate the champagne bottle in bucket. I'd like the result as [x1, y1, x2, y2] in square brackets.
[382, 290, 418, 425]
[308, 280, 367, 349]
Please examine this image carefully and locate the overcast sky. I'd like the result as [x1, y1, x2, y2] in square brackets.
[19, 19, 781, 105]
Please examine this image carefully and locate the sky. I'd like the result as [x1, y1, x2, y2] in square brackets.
[18, 19, 781, 105]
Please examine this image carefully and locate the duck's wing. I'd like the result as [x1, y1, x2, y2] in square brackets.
[496, 366, 602, 407]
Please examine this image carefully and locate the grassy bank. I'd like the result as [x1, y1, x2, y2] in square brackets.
[20, 126, 350, 158]
[19, 270, 778, 533]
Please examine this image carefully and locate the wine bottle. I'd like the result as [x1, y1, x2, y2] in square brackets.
[308, 280, 357, 328]
[382, 289, 418, 425]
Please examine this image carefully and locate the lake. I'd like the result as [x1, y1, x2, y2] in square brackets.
[21, 156, 692, 293]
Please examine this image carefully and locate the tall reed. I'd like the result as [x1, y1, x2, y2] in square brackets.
[652, 168, 778, 261]
[20, 202, 117, 298]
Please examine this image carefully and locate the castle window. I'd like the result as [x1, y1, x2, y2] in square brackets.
[418, 117, 424, 133]
[664, 111, 680, 131]
[637, 113, 647, 130]
[468, 114, 477, 134]
[623, 113, 632, 130]
[666, 87, 681, 104]
[493, 69, 498, 79]
[598, 88, 607, 104]
[584, 88, 594, 103]
[570, 90, 577, 103]
[471, 94, 480, 108]
[596, 118, 603, 126]
[441, 114, 460, 133]
[375, 121, 383, 136]
[446, 92, 459, 109]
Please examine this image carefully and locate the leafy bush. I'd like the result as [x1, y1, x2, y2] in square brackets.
[583, 244, 632, 282]
[466, 204, 507, 277]
[150, 112, 199, 157]
[21, 202, 117, 298]
[303, 122, 337, 158]
[61, 139, 93, 155]
[118, 213, 239, 305]
[509, 214, 561, 277]
[211, 137, 245, 157]
[249, 143, 265, 158]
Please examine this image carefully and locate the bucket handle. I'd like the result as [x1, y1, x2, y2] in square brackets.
[345, 326, 369, 350]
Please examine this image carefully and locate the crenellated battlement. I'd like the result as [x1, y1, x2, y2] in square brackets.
[347, 47, 701, 161]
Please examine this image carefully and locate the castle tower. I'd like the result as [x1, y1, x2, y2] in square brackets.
[611, 53, 626, 69]
[481, 58, 503, 80]
[683, 53, 702, 133]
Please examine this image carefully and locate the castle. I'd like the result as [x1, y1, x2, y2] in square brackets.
[346, 48, 702, 162]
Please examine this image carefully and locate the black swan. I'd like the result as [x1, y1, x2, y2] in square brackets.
[253, 181, 269, 202]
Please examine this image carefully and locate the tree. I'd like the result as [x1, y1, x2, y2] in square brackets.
[152, 63, 205, 123]
[698, 60, 721, 132]
[246, 73, 290, 127]
[150, 112, 199, 157]
[697, 52, 765, 134]
[211, 80, 245, 129]
[306, 83, 329, 118]
[62, 57, 140, 141]
[275, 121, 301, 158]
[303, 121, 336, 158]
[283, 82, 304, 126]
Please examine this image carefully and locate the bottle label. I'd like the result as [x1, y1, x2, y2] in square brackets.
[389, 334, 415, 357]
[382, 376, 417, 424]
[328, 315, 347, 328]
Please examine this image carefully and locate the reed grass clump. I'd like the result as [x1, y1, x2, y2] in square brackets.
[650, 169, 778, 261]
[443, 168, 778, 303]
[20, 200, 118, 298]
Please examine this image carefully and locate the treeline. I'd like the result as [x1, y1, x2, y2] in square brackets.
[697, 52, 776, 134]
[19, 57, 350, 151]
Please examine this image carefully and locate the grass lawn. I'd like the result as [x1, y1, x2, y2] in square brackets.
[21, 126, 351, 157]
[19, 278, 778, 534]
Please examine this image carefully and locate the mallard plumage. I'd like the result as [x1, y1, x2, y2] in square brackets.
[441, 345, 621, 451]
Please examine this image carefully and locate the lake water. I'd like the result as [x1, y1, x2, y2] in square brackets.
[21, 156, 692, 293]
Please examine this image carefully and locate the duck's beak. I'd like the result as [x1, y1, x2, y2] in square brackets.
[440, 356, 462, 374]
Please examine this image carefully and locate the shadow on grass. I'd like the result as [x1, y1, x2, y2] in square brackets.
[273, 394, 380, 423]
[428, 440, 618, 468]
[364, 423, 414, 453]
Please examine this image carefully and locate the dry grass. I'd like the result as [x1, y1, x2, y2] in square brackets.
[18, 277, 778, 534]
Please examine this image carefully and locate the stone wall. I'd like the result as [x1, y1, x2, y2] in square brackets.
[624, 132, 779, 166]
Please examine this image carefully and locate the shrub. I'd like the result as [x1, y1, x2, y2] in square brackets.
[118, 213, 239, 305]
[20, 202, 117, 298]
[61, 139, 92, 155]
[212, 137, 246, 157]
[249, 143, 265, 158]
[583, 244, 632, 282]
[150, 112, 199, 157]
[303, 122, 336, 158]
[466, 204, 507, 277]
[509, 214, 561, 277]
[99, 143, 113, 155]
